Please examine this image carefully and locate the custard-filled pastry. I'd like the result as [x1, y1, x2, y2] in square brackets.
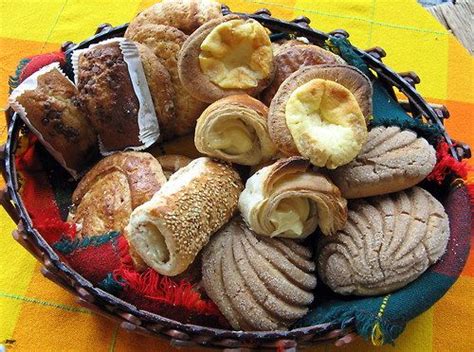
[328, 126, 437, 198]
[195, 95, 277, 165]
[69, 152, 167, 270]
[239, 157, 347, 238]
[202, 217, 316, 331]
[126, 0, 223, 36]
[268, 65, 371, 169]
[125, 157, 243, 276]
[317, 187, 450, 296]
[178, 15, 275, 103]
[261, 44, 345, 106]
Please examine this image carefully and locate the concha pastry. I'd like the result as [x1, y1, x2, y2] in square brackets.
[328, 126, 437, 199]
[202, 217, 316, 331]
[126, 24, 208, 136]
[125, 157, 243, 276]
[136, 43, 176, 140]
[317, 187, 450, 296]
[195, 94, 277, 165]
[268, 65, 371, 169]
[261, 44, 345, 106]
[178, 15, 275, 103]
[69, 152, 167, 270]
[126, 0, 223, 36]
[239, 156, 347, 238]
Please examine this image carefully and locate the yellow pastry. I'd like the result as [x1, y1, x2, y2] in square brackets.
[195, 94, 277, 165]
[239, 156, 347, 238]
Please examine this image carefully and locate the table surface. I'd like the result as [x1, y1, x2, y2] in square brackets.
[0, 1, 473, 351]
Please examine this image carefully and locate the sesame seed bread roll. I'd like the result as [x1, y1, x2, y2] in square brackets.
[239, 156, 347, 238]
[125, 157, 243, 276]
[195, 95, 277, 165]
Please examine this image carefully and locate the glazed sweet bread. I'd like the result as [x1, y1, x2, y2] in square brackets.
[202, 217, 316, 331]
[328, 126, 437, 198]
[239, 157, 347, 238]
[317, 187, 450, 296]
[261, 44, 345, 106]
[136, 43, 176, 140]
[9, 63, 97, 179]
[268, 65, 370, 169]
[125, 157, 243, 276]
[178, 15, 275, 103]
[126, 0, 223, 36]
[195, 95, 277, 165]
[126, 24, 208, 136]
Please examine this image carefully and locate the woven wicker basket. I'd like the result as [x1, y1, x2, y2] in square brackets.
[1, 5, 471, 351]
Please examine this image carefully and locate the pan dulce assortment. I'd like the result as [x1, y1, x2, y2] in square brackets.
[8, 0, 449, 331]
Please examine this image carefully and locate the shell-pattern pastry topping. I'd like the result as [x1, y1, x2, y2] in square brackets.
[239, 156, 347, 238]
[202, 217, 316, 331]
[317, 187, 450, 296]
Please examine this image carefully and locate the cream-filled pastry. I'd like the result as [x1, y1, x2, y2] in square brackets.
[195, 95, 277, 165]
[178, 15, 274, 103]
[268, 65, 371, 169]
[125, 157, 243, 276]
[239, 156, 347, 238]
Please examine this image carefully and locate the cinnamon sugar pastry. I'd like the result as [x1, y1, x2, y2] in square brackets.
[261, 44, 345, 106]
[178, 15, 274, 103]
[156, 154, 192, 179]
[125, 157, 243, 276]
[69, 152, 167, 270]
[195, 95, 277, 165]
[317, 187, 450, 296]
[126, 0, 223, 36]
[202, 217, 316, 331]
[268, 65, 370, 169]
[239, 157, 347, 238]
[126, 24, 208, 136]
[328, 126, 437, 198]
[136, 43, 176, 140]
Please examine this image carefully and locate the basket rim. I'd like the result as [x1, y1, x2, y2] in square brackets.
[3, 6, 471, 348]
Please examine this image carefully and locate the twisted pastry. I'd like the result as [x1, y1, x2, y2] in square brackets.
[317, 187, 450, 296]
[202, 217, 316, 331]
[239, 157, 347, 238]
[195, 95, 277, 165]
[125, 157, 243, 276]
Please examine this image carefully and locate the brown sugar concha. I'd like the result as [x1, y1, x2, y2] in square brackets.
[126, 0, 223, 36]
[317, 187, 450, 296]
[202, 217, 316, 331]
[328, 126, 437, 199]
[125, 157, 243, 276]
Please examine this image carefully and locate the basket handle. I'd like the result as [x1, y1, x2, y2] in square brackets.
[0, 144, 20, 224]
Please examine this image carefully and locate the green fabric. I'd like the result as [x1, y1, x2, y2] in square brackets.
[53, 231, 120, 255]
[97, 273, 124, 296]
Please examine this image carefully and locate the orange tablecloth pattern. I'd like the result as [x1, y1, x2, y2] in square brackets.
[0, 1, 473, 351]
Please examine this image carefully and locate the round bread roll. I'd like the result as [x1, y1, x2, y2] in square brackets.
[328, 126, 437, 199]
[202, 217, 316, 331]
[317, 187, 450, 296]
[239, 156, 347, 238]
[126, 0, 223, 36]
[178, 15, 275, 103]
[126, 24, 208, 136]
[125, 157, 243, 276]
[155, 154, 192, 179]
[195, 94, 277, 165]
[261, 44, 345, 106]
[268, 65, 371, 169]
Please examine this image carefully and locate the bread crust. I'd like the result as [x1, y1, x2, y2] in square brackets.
[156, 154, 192, 179]
[178, 15, 275, 103]
[268, 64, 372, 156]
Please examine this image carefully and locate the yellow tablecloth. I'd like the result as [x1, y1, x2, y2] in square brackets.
[0, 1, 473, 351]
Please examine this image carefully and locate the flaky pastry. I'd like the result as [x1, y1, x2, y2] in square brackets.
[195, 95, 277, 165]
[239, 157, 347, 238]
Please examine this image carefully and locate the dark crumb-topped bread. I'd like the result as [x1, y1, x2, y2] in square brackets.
[10, 64, 97, 177]
[76, 41, 142, 152]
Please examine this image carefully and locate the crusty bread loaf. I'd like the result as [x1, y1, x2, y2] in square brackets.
[317, 187, 450, 296]
[328, 126, 437, 198]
